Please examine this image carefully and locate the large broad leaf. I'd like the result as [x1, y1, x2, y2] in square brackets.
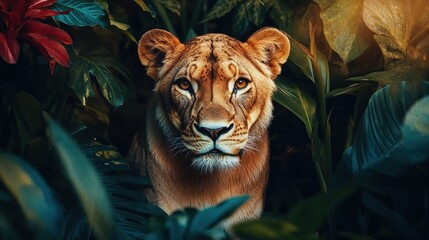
[363, 0, 429, 70]
[69, 47, 134, 108]
[335, 81, 429, 180]
[0, 153, 62, 239]
[202, 0, 242, 22]
[233, 185, 356, 238]
[315, 0, 372, 63]
[52, 0, 109, 28]
[273, 76, 316, 138]
[47, 118, 116, 240]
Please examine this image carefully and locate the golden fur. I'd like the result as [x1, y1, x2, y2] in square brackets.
[129, 28, 290, 227]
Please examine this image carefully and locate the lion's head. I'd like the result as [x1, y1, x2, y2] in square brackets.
[138, 28, 290, 172]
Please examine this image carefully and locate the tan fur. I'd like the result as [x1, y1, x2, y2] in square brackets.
[129, 28, 290, 227]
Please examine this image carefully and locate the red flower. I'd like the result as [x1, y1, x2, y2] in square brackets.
[0, 0, 72, 73]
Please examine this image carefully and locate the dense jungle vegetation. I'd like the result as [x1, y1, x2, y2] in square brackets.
[0, 0, 428, 239]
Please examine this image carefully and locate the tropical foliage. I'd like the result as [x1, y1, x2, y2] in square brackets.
[0, 0, 428, 239]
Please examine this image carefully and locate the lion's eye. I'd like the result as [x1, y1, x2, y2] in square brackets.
[234, 78, 250, 90]
[175, 78, 192, 91]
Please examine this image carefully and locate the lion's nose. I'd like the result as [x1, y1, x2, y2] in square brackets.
[194, 123, 234, 141]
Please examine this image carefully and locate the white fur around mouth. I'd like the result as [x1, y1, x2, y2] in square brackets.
[191, 153, 239, 173]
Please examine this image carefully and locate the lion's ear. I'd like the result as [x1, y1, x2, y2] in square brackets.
[244, 28, 290, 79]
[138, 29, 184, 80]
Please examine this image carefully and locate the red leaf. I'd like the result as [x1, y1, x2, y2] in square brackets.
[10, 0, 29, 20]
[20, 32, 70, 67]
[26, 8, 63, 19]
[28, 0, 56, 10]
[0, 0, 12, 11]
[21, 20, 72, 44]
[0, 30, 20, 64]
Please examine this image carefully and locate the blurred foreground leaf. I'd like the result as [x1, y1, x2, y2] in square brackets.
[47, 119, 116, 240]
[203, 0, 241, 22]
[0, 153, 62, 239]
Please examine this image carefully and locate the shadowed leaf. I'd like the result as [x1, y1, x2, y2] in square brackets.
[0, 153, 62, 239]
[202, 0, 242, 22]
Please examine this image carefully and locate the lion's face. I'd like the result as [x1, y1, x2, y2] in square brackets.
[138, 28, 290, 172]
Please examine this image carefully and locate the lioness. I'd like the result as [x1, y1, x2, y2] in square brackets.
[129, 27, 290, 227]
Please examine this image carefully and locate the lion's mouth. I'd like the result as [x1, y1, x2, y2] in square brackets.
[197, 148, 238, 157]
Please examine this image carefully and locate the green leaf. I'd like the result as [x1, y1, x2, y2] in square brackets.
[286, 184, 357, 233]
[265, 0, 293, 29]
[0, 153, 62, 239]
[362, 0, 429, 70]
[350, 63, 427, 85]
[189, 195, 249, 233]
[247, 0, 266, 27]
[133, 0, 156, 17]
[47, 118, 116, 240]
[158, 0, 181, 16]
[52, 0, 109, 28]
[202, 0, 242, 22]
[232, 3, 249, 37]
[335, 81, 429, 179]
[233, 218, 301, 240]
[288, 36, 329, 89]
[326, 81, 376, 98]
[273, 76, 316, 138]
[69, 47, 134, 108]
[315, 0, 372, 63]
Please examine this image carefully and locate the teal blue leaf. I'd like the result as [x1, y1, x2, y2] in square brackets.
[202, 0, 242, 22]
[0, 152, 62, 239]
[47, 118, 116, 240]
[335, 81, 429, 179]
[273, 76, 316, 137]
[52, 0, 109, 28]
[69, 48, 135, 108]
[189, 195, 249, 233]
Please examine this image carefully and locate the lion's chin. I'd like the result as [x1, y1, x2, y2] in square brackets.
[191, 153, 239, 173]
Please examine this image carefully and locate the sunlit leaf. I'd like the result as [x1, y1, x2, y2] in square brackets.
[133, 0, 155, 17]
[202, 0, 242, 22]
[335, 81, 429, 180]
[273, 76, 316, 138]
[158, 0, 181, 16]
[47, 118, 116, 240]
[69, 47, 134, 108]
[315, 0, 372, 63]
[52, 0, 109, 28]
[0, 152, 62, 239]
[363, 0, 429, 69]
[353, 63, 427, 85]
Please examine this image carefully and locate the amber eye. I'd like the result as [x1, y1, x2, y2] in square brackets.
[234, 78, 249, 90]
[175, 78, 192, 91]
